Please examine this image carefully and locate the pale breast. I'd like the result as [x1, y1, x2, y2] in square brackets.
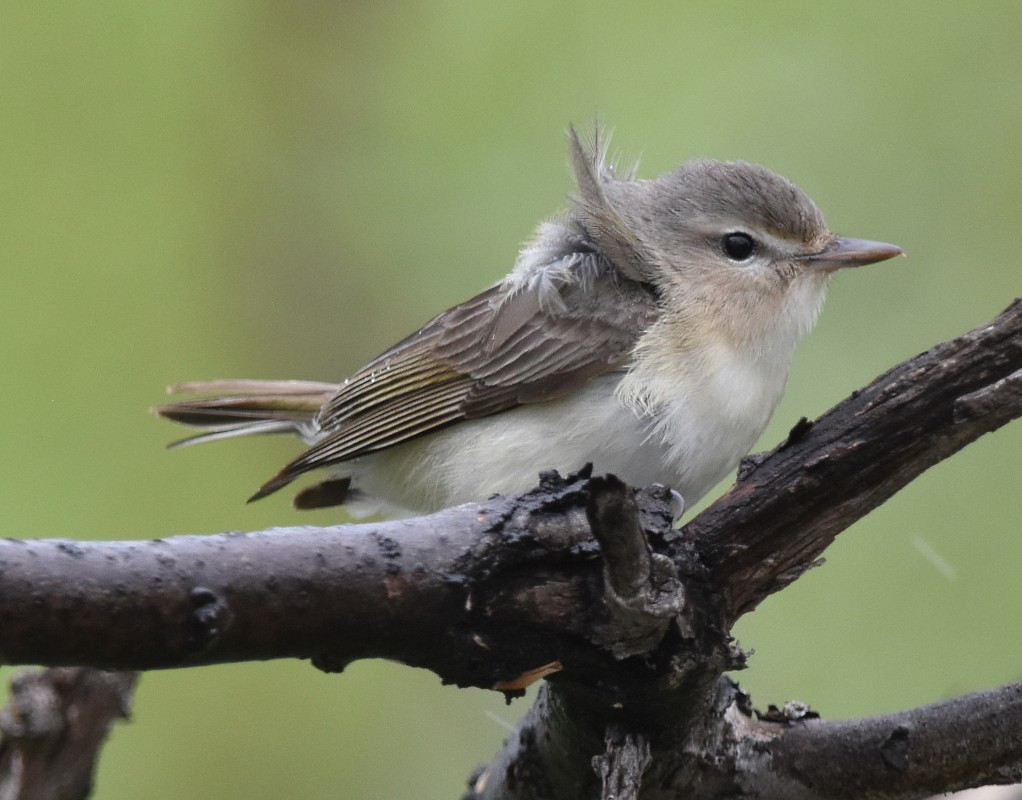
[342, 373, 677, 516]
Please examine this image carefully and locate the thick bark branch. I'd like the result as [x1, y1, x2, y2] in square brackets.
[0, 301, 1017, 679]
[466, 298, 1022, 799]
[729, 679, 1022, 799]
[469, 678, 1022, 800]
[0, 476, 620, 686]
[0, 299, 1018, 800]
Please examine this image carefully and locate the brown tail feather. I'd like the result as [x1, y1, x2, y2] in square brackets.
[157, 380, 342, 502]
[156, 380, 338, 429]
[167, 379, 340, 396]
[247, 468, 299, 503]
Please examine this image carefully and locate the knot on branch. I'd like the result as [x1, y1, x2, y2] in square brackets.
[954, 367, 1022, 425]
[185, 587, 231, 652]
[585, 476, 686, 660]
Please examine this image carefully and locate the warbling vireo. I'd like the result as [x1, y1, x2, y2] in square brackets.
[159, 125, 902, 517]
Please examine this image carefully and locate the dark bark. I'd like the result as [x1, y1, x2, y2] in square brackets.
[0, 299, 1019, 799]
[467, 676, 1022, 800]
[762, 680, 1022, 798]
[0, 472, 659, 687]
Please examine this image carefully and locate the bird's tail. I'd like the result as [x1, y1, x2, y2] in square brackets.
[155, 379, 339, 448]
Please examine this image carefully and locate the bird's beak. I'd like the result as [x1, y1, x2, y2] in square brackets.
[802, 237, 904, 273]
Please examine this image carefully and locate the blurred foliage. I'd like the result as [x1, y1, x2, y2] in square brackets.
[1, 2, 1020, 798]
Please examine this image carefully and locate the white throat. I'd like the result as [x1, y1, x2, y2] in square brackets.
[616, 274, 830, 502]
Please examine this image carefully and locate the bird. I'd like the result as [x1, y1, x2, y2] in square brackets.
[157, 125, 902, 518]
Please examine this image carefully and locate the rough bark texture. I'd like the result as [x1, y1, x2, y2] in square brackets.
[0, 298, 1019, 799]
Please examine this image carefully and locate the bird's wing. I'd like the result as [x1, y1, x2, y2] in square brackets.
[252, 258, 658, 499]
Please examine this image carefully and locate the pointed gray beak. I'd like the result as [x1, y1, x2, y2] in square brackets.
[802, 237, 904, 273]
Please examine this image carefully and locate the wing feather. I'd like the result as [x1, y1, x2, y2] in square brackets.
[251, 256, 658, 500]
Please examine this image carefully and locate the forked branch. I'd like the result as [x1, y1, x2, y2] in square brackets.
[0, 299, 1019, 799]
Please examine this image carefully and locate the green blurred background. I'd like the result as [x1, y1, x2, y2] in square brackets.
[2, 2, 1020, 797]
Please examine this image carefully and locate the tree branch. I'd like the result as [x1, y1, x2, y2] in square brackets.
[0, 299, 1019, 799]
[0, 474, 620, 686]
[729, 679, 1022, 799]
[0, 668, 137, 800]
[466, 298, 1022, 799]
[1, 301, 1017, 680]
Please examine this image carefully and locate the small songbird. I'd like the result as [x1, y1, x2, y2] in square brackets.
[158, 125, 902, 517]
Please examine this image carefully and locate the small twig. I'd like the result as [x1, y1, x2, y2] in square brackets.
[0, 668, 137, 800]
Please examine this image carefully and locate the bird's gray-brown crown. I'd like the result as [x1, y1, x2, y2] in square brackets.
[565, 125, 831, 287]
[649, 159, 828, 244]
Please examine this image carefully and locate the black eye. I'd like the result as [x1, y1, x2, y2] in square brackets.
[722, 232, 756, 261]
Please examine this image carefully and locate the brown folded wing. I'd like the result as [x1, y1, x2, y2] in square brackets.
[251, 262, 658, 500]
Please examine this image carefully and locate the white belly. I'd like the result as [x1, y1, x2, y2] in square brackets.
[337, 352, 785, 517]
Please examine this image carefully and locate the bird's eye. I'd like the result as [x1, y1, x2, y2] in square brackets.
[722, 232, 756, 261]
